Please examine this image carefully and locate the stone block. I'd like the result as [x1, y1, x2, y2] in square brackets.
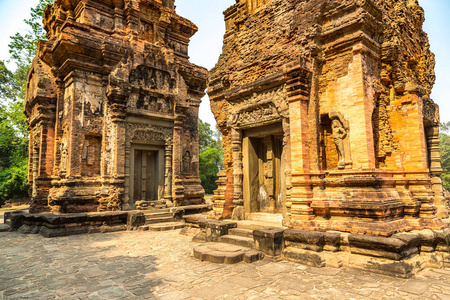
[323, 231, 341, 251]
[417, 229, 438, 252]
[4, 210, 25, 230]
[283, 247, 326, 268]
[253, 227, 285, 256]
[284, 229, 325, 252]
[204, 220, 237, 242]
[0, 223, 11, 232]
[348, 234, 417, 260]
[127, 212, 146, 230]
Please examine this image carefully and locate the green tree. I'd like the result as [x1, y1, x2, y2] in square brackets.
[198, 120, 223, 194]
[8, 0, 54, 70]
[440, 122, 450, 191]
[199, 119, 215, 153]
[199, 148, 222, 194]
[0, 0, 54, 206]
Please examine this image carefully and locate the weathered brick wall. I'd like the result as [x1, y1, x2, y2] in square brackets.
[208, 0, 447, 230]
[25, 0, 207, 213]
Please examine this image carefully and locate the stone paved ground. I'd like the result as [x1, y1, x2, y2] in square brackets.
[1, 229, 450, 300]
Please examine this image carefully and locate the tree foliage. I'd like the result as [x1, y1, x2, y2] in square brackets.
[440, 122, 450, 191]
[0, 0, 53, 206]
[198, 120, 223, 194]
[8, 0, 53, 70]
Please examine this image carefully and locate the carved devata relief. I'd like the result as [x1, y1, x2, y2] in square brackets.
[127, 93, 174, 115]
[129, 66, 176, 92]
[329, 112, 352, 170]
[182, 150, 192, 174]
[59, 137, 68, 177]
[321, 112, 352, 170]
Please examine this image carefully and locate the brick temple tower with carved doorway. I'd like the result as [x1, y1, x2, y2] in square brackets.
[208, 0, 449, 236]
[25, 0, 207, 213]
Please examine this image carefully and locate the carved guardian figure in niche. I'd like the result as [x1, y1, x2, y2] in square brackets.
[59, 139, 68, 176]
[182, 150, 191, 174]
[329, 112, 351, 170]
[332, 119, 347, 169]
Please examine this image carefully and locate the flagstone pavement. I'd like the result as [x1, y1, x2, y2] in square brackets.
[1, 223, 450, 300]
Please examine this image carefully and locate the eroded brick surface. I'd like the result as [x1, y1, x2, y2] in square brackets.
[207, 0, 449, 235]
[25, 0, 207, 213]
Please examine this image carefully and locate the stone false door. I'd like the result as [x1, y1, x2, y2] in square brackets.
[129, 145, 166, 209]
[134, 150, 158, 202]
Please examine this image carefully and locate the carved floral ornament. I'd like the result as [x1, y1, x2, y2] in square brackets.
[228, 89, 287, 128]
[126, 123, 173, 145]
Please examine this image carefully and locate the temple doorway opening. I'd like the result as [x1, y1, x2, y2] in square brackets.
[243, 123, 285, 218]
[130, 146, 165, 209]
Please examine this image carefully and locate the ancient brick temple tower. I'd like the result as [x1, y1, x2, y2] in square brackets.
[208, 0, 449, 236]
[25, 0, 207, 213]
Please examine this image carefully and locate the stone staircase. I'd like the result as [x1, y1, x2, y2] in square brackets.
[139, 209, 185, 232]
[219, 228, 255, 248]
[138, 204, 213, 232]
[190, 220, 278, 264]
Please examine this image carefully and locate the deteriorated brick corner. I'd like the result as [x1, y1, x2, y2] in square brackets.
[207, 0, 449, 236]
[25, 0, 207, 213]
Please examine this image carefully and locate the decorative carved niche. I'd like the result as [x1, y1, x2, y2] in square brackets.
[139, 20, 154, 42]
[320, 112, 352, 170]
[182, 150, 192, 174]
[81, 135, 101, 177]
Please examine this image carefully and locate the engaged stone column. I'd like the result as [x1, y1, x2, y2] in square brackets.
[285, 64, 314, 222]
[172, 109, 185, 206]
[231, 128, 244, 219]
[164, 144, 173, 206]
[426, 126, 448, 218]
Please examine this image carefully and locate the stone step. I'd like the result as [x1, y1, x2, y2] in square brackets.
[0, 223, 11, 232]
[219, 234, 255, 248]
[139, 222, 185, 232]
[194, 242, 264, 264]
[144, 216, 175, 224]
[228, 228, 254, 238]
[140, 208, 171, 214]
[236, 220, 286, 231]
[183, 214, 208, 225]
[247, 213, 283, 224]
[144, 212, 172, 218]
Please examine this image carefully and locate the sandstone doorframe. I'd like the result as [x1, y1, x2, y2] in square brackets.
[241, 123, 286, 217]
[129, 144, 165, 208]
[124, 125, 173, 210]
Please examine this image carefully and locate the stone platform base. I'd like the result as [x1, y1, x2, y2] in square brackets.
[15, 212, 129, 238]
[188, 217, 450, 278]
[4, 205, 212, 238]
[194, 243, 264, 264]
[282, 228, 450, 278]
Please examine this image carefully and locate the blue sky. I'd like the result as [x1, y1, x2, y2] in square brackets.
[0, 0, 448, 126]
